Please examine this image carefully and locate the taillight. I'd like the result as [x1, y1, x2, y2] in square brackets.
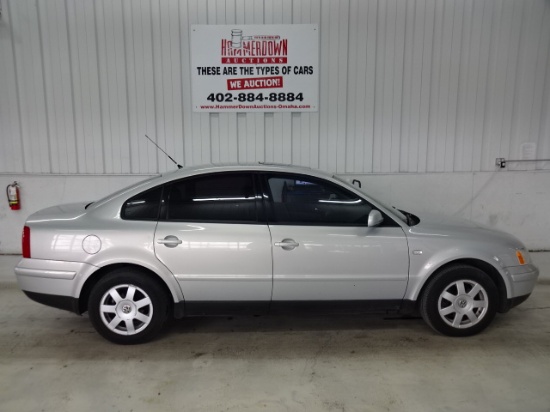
[22, 226, 31, 258]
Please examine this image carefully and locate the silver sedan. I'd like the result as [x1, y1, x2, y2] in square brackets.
[15, 164, 539, 344]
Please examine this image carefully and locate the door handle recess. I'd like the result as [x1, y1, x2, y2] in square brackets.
[274, 239, 299, 250]
[157, 235, 182, 248]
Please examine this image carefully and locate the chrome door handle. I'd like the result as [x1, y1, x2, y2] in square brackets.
[274, 239, 299, 250]
[157, 235, 182, 248]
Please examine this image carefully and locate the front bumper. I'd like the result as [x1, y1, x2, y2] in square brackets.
[506, 263, 539, 298]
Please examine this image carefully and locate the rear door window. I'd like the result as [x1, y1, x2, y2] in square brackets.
[166, 173, 258, 223]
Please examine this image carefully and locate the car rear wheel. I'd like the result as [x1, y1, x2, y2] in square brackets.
[420, 265, 498, 337]
[88, 269, 168, 344]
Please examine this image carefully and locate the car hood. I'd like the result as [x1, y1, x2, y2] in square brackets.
[27, 202, 89, 223]
[407, 212, 523, 248]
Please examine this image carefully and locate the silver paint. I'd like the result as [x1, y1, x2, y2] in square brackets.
[14, 164, 539, 321]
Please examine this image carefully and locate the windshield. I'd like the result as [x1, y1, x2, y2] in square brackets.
[332, 175, 408, 224]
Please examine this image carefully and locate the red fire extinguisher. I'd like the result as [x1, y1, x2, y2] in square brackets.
[6, 181, 21, 210]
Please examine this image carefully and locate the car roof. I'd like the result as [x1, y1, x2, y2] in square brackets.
[163, 162, 313, 175]
[158, 162, 334, 181]
[88, 163, 337, 211]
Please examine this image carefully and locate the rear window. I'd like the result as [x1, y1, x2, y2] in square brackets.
[121, 186, 163, 221]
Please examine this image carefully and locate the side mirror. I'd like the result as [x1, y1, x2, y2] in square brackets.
[368, 210, 383, 227]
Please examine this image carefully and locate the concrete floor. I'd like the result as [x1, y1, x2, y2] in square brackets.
[0, 254, 549, 412]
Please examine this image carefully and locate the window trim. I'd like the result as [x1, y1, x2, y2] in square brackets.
[260, 172, 400, 227]
[159, 171, 263, 225]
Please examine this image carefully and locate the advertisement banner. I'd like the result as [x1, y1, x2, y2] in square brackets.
[191, 25, 319, 112]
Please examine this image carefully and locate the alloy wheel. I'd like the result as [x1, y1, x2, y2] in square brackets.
[99, 284, 153, 335]
[437, 279, 489, 329]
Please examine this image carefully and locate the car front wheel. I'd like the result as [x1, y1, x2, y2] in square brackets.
[88, 269, 168, 344]
[420, 265, 499, 337]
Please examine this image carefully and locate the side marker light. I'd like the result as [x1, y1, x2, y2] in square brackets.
[516, 250, 526, 265]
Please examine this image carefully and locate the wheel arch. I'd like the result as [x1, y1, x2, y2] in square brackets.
[77, 263, 177, 315]
[414, 258, 509, 313]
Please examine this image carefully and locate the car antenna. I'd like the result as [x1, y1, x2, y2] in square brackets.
[145, 134, 182, 169]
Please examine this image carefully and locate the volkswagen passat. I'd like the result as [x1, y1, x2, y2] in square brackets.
[15, 164, 539, 344]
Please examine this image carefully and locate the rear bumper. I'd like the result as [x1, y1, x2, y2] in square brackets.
[23, 291, 80, 315]
[15, 258, 95, 297]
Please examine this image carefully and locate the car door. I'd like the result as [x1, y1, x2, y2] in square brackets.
[262, 173, 409, 309]
[154, 172, 272, 315]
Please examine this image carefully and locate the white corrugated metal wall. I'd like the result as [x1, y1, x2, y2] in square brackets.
[1, 0, 549, 176]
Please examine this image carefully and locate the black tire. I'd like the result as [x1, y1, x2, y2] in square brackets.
[88, 268, 169, 344]
[420, 265, 499, 337]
